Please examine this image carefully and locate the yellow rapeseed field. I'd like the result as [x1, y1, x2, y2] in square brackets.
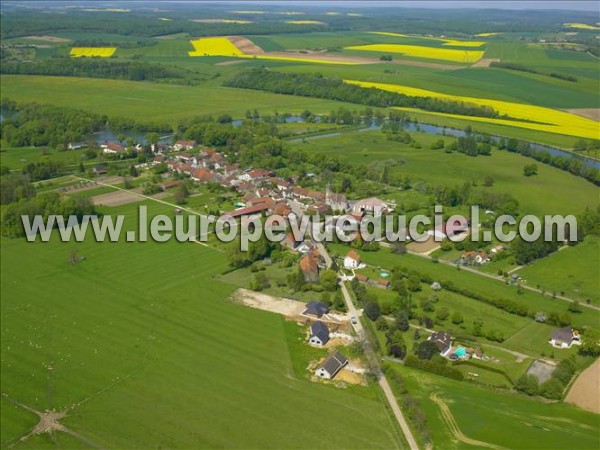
[345, 43, 484, 63]
[238, 54, 360, 65]
[345, 80, 599, 139]
[474, 32, 500, 37]
[368, 31, 486, 47]
[563, 23, 600, 30]
[286, 20, 326, 25]
[70, 47, 117, 57]
[188, 37, 244, 56]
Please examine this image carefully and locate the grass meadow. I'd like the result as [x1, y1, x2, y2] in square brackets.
[1, 199, 406, 449]
[289, 130, 599, 217]
[385, 363, 600, 450]
[517, 236, 600, 305]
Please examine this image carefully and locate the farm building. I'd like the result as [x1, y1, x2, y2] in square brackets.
[549, 327, 582, 349]
[308, 321, 330, 347]
[303, 301, 330, 318]
[428, 330, 452, 357]
[315, 351, 348, 379]
[351, 197, 390, 216]
[428, 218, 469, 240]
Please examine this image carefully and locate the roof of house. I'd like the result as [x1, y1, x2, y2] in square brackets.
[551, 326, 574, 343]
[378, 280, 391, 287]
[318, 351, 348, 377]
[299, 255, 319, 276]
[310, 321, 330, 344]
[355, 274, 369, 282]
[248, 169, 271, 179]
[191, 168, 215, 182]
[434, 219, 469, 237]
[224, 202, 271, 219]
[353, 197, 388, 210]
[428, 331, 451, 352]
[175, 140, 196, 147]
[346, 250, 361, 262]
[303, 301, 329, 316]
[105, 142, 124, 152]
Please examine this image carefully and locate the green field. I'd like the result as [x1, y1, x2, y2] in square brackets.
[0, 200, 406, 449]
[385, 363, 600, 450]
[0, 75, 363, 124]
[517, 236, 600, 305]
[290, 130, 599, 217]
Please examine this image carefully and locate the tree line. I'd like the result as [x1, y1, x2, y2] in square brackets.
[0, 58, 208, 85]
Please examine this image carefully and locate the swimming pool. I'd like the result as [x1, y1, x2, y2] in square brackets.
[455, 347, 467, 358]
[380, 272, 389, 278]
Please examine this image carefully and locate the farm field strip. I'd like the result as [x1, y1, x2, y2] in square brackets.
[368, 31, 487, 47]
[189, 36, 364, 65]
[345, 80, 600, 139]
[344, 43, 484, 63]
[69, 47, 117, 57]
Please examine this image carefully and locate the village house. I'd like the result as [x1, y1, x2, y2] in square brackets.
[461, 251, 490, 265]
[281, 232, 303, 252]
[428, 331, 452, 357]
[172, 140, 197, 151]
[152, 154, 165, 165]
[326, 187, 349, 212]
[68, 142, 87, 150]
[300, 255, 320, 283]
[351, 197, 390, 216]
[159, 180, 181, 191]
[238, 169, 272, 182]
[549, 327, 582, 349]
[223, 202, 271, 220]
[302, 301, 330, 318]
[308, 321, 330, 347]
[315, 351, 348, 379]
[101, 141, 124, 154]
[92, 165, 107, 176]
[344, 250, 361, 270]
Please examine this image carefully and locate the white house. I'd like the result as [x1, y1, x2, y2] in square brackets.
[172, 140, 197, 151]
[549, 327, 581, 349]
[308, 321, 330, 347]
[315, 351, 348, 379]
[344, 250, 361, 270]
[351, 197, 390, 216]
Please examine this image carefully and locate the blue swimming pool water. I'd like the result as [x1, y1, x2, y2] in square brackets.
[455, 347, 467, 357]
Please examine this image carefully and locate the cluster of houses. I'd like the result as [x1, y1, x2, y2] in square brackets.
[302, 301, 349, 380]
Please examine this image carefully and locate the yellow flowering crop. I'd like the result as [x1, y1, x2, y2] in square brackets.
[563, 23, 600, 30]
[286, 20, 326, 25]
[188, 37, 244, 57]
[70, 47, 116, 57]
[345, 44, 484, 63]
[368, 31, 486, 47]
[345, 80, 599, 139]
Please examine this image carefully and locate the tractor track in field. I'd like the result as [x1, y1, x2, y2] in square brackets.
[430, 393, 507, 450]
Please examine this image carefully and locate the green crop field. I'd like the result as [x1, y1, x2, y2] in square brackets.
[0, 75, 361, 124]
[0, 200, 406, 449]
[517, 236, 600, 305]
[385, 363, 600, 450]
[290, 130, 599, 217]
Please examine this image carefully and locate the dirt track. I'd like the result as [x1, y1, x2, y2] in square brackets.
[565, 358, 600, 413]
[472, 58, 500, 68]
[228, 36, 264, 54]
[431, 393, 507, 450]
[24, 35, 71, 43]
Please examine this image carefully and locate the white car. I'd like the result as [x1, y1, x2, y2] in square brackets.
[350, 316, 358, 325]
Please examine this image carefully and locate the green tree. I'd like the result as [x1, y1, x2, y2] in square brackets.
[364, 301, 381, 321]
[416, 340, 439, 360]
[319, 269, 338, 292]
[515, 375, 539, 396]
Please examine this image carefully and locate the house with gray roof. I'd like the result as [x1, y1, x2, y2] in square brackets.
[309, 321, 330, 347]
[303, 301, 330, 318]
[428, 330, 452, 357]
[315, 351, 348, 379]
[549, 326, 581, 349]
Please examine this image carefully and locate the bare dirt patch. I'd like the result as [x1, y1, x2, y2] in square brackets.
[526, 360, 556, 384]
[228, 36, 264, 54]
[336, 368, 364, 385]
[23, 35, 71, 43]
[232, 288, 306, 317]
[471, 58, 500, 68]
[407, 236, 440, 254]
[91, 190, 141, 207]
[216, 60, 249, 66]
[565, 357, 600, 413]
[567, 108, 600, 122]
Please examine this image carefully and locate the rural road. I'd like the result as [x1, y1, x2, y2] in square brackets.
[317, 245, 419, 450]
